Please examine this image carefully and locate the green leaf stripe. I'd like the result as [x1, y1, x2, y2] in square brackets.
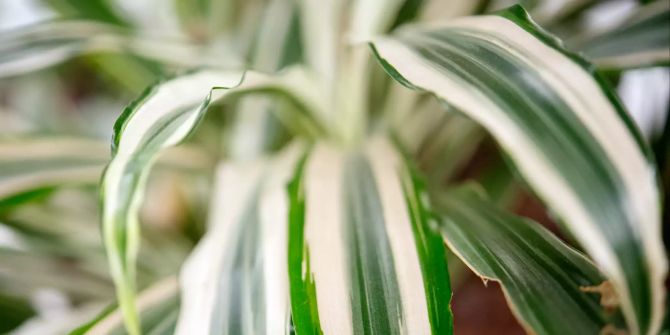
[289, 138, 452, 334]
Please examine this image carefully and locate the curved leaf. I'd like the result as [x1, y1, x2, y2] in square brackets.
[100, 68, 325, 334]
[371, 5, 666, 334]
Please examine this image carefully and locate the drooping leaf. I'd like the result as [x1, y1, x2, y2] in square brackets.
[436, 186, 610, 335]
[288, 137, 452, 334]
[176, 144, 304, 334]
[371, 5, 666, 334]
[100, 68, 325, 334]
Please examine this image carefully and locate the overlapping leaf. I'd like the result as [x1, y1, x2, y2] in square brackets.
[100, 67, 325, 334]
[371, 5, 666, 334]
[436, 186, 610, 335]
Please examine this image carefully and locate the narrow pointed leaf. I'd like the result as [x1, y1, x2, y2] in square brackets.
[371, 6, 665, 334]
[288, 138, 452, 334]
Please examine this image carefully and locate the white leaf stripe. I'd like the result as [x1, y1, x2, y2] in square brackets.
[176, 159, 265, 335]
[258, 146, 300, 334]
[101, 68, 325, 334]
[292, 138, 451, 334]
[302, 144, 351, 334]
[370, 7, 665, 334]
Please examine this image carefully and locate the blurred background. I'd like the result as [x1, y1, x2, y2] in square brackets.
[0, 0, 668, 334]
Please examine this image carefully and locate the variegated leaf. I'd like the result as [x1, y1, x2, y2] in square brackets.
[288, 138, 452, 334]
[176, 143, 304, 334]
[370, 5, 665, 334]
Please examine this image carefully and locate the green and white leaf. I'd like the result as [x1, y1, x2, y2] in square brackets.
[436, 186, 609, 335]
[101, 67, 325, 334]
[176, 144, 303, 334]
[0, 138, 108, 207]
[370, 6, 665, 334]
[0, 21, 241, 78]
[574, 1, 670, 69]
[288, 137, 452, 334]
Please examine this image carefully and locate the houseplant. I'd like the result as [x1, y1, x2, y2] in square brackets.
[0, 0, 668, 334]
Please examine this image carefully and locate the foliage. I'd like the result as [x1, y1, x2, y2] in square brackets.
[0, 0, 668, 334]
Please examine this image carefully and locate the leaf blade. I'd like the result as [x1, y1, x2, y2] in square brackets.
[176, 144, 303, 334]
[288, 138, 452, 334]
[436, 186, 608, 335]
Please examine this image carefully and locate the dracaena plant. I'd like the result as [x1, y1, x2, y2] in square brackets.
[0, 0, 668, 334]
